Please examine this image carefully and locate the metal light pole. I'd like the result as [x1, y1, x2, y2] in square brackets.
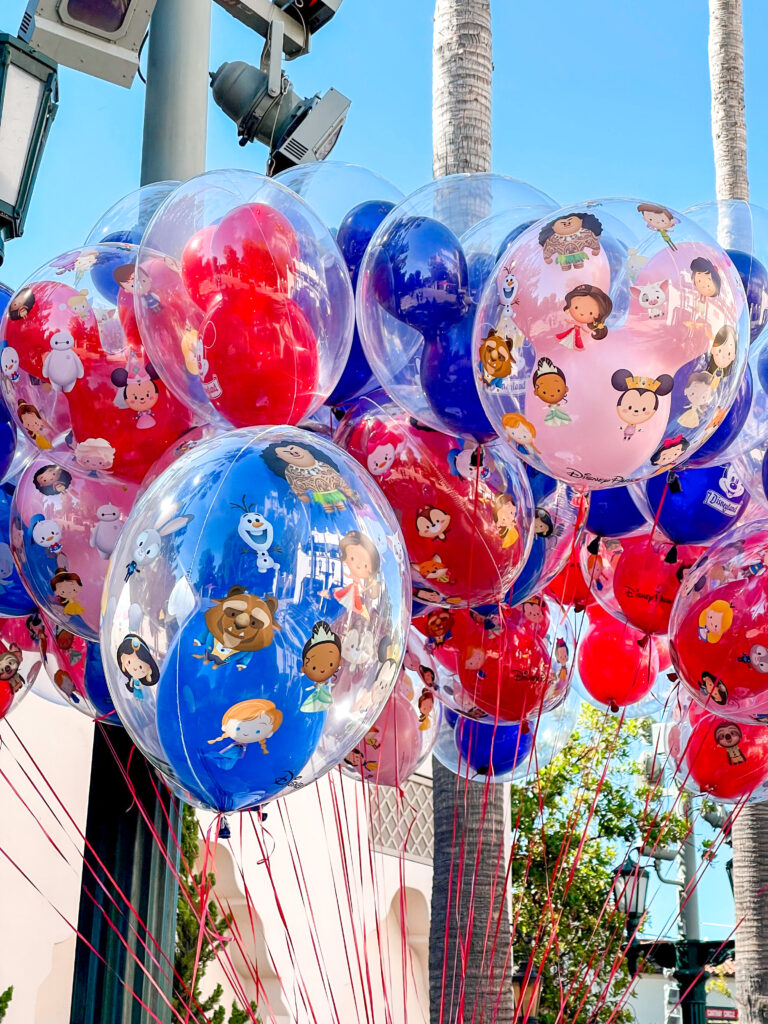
[676, 835, 708, 1024]
[70, 4, 211, 1021]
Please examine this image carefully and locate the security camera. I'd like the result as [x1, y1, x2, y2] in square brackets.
[210, 52, 349, 175]
[19, 0, 157, 87]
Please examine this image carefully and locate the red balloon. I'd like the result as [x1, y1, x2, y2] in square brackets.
[585, 602, 618, 628]
[546, 552, 593, 611]
[0, 679, 12, 718]
[426, 606, 553, 723]
[612, 536, 706, 636]
[180, 224, 217, 310]
[578, 619, 658, 711]
[675, 708, 768, 801]
[340, 402, 530, 608]
[198, 290, 319, 427]
[208, 203, 300, 296]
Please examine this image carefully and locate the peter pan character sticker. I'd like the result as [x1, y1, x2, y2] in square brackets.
[538, 212, 603, 271]
[192, 586, 280, 670]
[299, 621, 343, 713]
[610, 370, 674, 441]
[556, 285, 612, 350]
[637, 202, 678, 251]
[532, 358, 571, 425]
[261, 441, 359, 514]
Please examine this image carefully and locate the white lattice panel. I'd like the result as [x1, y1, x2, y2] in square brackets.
[369, 774, 434, 865]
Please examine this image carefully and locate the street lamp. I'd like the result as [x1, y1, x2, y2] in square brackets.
[725, 858, 733, 895]
[512, 952, 542, 1024]
[0, 33, 57, 264]
[611, 856, 650, 939]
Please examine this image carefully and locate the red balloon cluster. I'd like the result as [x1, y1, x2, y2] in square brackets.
[180, 204, 319, 427]
[546, 551, 593, 612]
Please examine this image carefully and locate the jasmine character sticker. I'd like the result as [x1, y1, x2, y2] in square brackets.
[610, 370, 674, 441]
[556, 285, 612, 350]
[261, 441, 358, 514]
[116, 634, 160, 700]
[538, 212, 603, 271]
[208, 698, 283, 759]
[532, 358, 571, 425]
[299, 621, 343, 713]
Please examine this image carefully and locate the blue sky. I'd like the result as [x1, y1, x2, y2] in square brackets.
[3, 0, 768, 287]
[0, 0, 741, 941]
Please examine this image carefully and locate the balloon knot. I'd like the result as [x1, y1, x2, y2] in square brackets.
[609, 701, 619, 714]
[667, 471, 682, 494]
[586, 536, 601, 556]
[664, 545, 679, 564]
[637, 633, 650, 649]
[218, 816, 231, 840]
[667, 672, 679, 682]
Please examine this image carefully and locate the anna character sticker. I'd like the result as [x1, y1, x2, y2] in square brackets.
[501, 413, 540, 455]
[299, 621, 343, 713]
[637, 202, 678, 250]
[538, 212, 603, 271]
[116, 634, 160, 700]
[610, 370, 674, 441]
[556, 285, 612, 350]
[261, 441, 359, 514]
[532, 358, 571, 426]
[208, 698, 283, 762]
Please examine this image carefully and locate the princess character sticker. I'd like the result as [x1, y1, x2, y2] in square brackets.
[332, 531, 381, 619]
[532, 358, 571, 425]
[501, 413, 540, 454]
[116, 634, 160, 700]
[610, 370, 674, 441]
[556, 285, 612, 350]
[698, 600, 734, 643]
[208, 698, 283, 760]
[493, 493, 519, 548]
[678, 371, 714, 429]
[300, 621, 343, 713]
[706, 325, 738, 389]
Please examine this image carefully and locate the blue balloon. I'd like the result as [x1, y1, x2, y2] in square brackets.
[454, 717, 532, 776]
[0, 402, 17, 484]
[586, 484, 647, 538]
[0, 485, 35, 617]
[419, 303, 495, 439]
[685, 364, 753, 468]
[89, 234, 137, 304]
[83, 640, 121, 725]
[329, 200, 397, 406]
[757, 340, 768, 394]
[495, 221, 537, 263]
[370, 215, 469, 338]
[642, 461, 750, 545]
[467, 250, 496, 303]
[727, 249, 768, 343]
[0, 282, 12, 319]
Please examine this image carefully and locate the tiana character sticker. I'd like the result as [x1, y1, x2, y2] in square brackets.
[532, 358, 571, 425]
[299, 621, 342, 713]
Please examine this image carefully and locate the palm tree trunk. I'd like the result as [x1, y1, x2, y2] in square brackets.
[430, 5, 514, 1021]
[708, 3, 763, 1021]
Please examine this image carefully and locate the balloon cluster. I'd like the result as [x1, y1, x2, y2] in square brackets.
[0, 168, 767, 812]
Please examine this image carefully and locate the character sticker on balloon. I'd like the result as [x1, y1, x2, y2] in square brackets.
[556, 285, 612, 350]
[192, 586, 280, 670]
[610, 370, 674, 441]
[415, 506, 452, 541]
[501, 413, 541, 456]
[412, 554, 452, 585]
[714, 722, 746, 765]
[33, 465, 72, 496]
[111, 354, 160, 429]
[650, 435, 690, 468]
[261, 442, 359, 514]
[687, 258, 721, 336]
[232, 497, 276, 573]
[493, 493, 519, 548]
[478, 330, 516, 389]
[637, 202, 678, 250]
[116, 634, 160, 700]
[18, 401, 53, 449]
[698, 600, 734, 644]
[533, 358, 571, 425]
[331, 531, 381, 620]
[299, 621, 342, 712]
[677, 372, 714, 429]
[538, 212, 603, 271]
[699, 671, 729, 706]
[208, 698, 283, 762]
[365, 424, 402, 478]
[43, 332, 84, 394]
[51, 570, 85, 617]
[706, 326, 738, 390]
[630, 281, 669, 320]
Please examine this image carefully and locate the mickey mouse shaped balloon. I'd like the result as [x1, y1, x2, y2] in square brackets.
[473, 199, 750, 488]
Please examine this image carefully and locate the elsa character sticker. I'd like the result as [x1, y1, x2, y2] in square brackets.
[261, 441, 358, 514]
[678, 371, 714, 429]
[493, 493, 519, 548]
[111, 353, 160, 429]
[478, 330, 515, 388]
[116, 634, 160, 700]
[556, 285, 612, 350]
[706, 325, 738, 389]
[415, 506, 451, 541]
[502, 413, 540, 455]
[698, 600, 734, 643]
[610, 370, 674, 441]
[532, 358, 571, 425]
[299, 621, 342, 712]
[650, 435, 689, 468]
[208, 698, 283, 761]
[637, 202, 678, 250]
[538, 212, 603, 271]
[714, 721, 746, 765]
[74, 437, 116, 475]
[43, 331, 84, 393]
[331, 531, 381, 619]
[699, 671, 728, 705]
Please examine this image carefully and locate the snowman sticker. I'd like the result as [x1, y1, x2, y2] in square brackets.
[42, 331, 84, 393]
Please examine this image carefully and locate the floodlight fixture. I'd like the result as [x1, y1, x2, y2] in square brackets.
[19, 0, 158, 87]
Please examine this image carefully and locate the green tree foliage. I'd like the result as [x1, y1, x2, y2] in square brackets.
[509, 707, 690, 1024]
[0, 987, 12, 1022]
[174, 804, 260, 1024]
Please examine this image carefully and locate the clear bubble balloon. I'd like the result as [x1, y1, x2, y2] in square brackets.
[100, 426, 410, 813]
[474, 198, 750, 488]
[357, 173, 557, 438]
[136, 169, 354, 430]
[434, 710, 533, 782]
